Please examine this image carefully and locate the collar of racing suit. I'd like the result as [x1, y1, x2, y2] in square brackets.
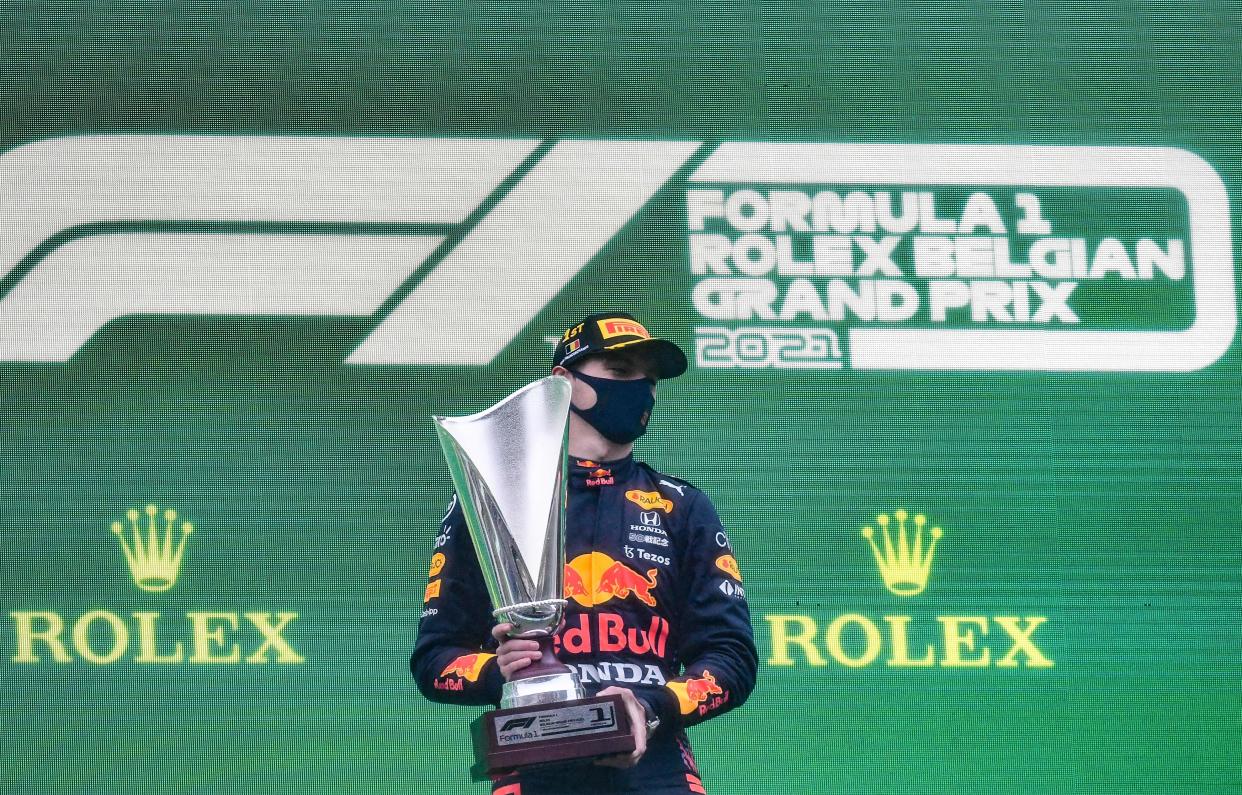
[569, 453, 636, 489]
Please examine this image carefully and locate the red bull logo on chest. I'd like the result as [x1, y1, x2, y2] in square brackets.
[552, 612, 670, 658]
[564, 552, 659, 607]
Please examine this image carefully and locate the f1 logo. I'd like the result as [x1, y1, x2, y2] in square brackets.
[0, 135, 701, 362]
[498, 717, 538, 732]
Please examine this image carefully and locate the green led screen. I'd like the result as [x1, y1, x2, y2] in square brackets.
[1, 4, 1240, 793]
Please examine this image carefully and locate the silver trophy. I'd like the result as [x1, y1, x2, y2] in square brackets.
[433, 375, 582, 707]
[434, 375, 635, 774]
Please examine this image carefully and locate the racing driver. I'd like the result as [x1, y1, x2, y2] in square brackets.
[412, 311, 757, 794]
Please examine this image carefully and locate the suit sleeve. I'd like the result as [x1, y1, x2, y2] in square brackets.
[410, 495, 505, 706]
[650, 490, 758, 729]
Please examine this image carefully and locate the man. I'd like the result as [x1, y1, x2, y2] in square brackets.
[412, 312, 757, 794]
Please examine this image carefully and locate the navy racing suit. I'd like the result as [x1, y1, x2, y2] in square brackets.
[411, 454, 758, 794]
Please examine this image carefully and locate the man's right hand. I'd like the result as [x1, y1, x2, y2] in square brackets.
[490, 623, 544, 681]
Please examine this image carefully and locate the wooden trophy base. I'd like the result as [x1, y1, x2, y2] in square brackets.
[470, 693, 635, 780]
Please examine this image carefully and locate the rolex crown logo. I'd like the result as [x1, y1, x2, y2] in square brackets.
[861, 509, 943, 596]
[111, 504, 193, 592]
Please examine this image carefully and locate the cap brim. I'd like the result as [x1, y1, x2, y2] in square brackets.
[605, 338, 688, 380]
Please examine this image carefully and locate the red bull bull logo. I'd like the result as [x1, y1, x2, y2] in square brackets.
[436, 651, 496, 690]
[563, 561, 590, 602]
[599, 562, 658, 606]
[564, 552, 658, 607]
[667, 670, 724, 715]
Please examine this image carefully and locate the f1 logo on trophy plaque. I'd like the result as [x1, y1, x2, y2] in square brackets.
[433, 375, 635, 777]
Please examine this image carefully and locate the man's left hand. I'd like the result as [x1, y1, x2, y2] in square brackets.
[593, 686, 648, 768]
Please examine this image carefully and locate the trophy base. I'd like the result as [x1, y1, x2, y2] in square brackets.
[470, 693, 636, 780]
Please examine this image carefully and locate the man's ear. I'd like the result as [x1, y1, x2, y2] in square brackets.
[552, 365, 573, 378]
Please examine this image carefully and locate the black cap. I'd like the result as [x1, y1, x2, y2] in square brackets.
[552, 312, 688, 380]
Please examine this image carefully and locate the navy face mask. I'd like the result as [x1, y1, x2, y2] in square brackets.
[570, 370, 656, 445]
